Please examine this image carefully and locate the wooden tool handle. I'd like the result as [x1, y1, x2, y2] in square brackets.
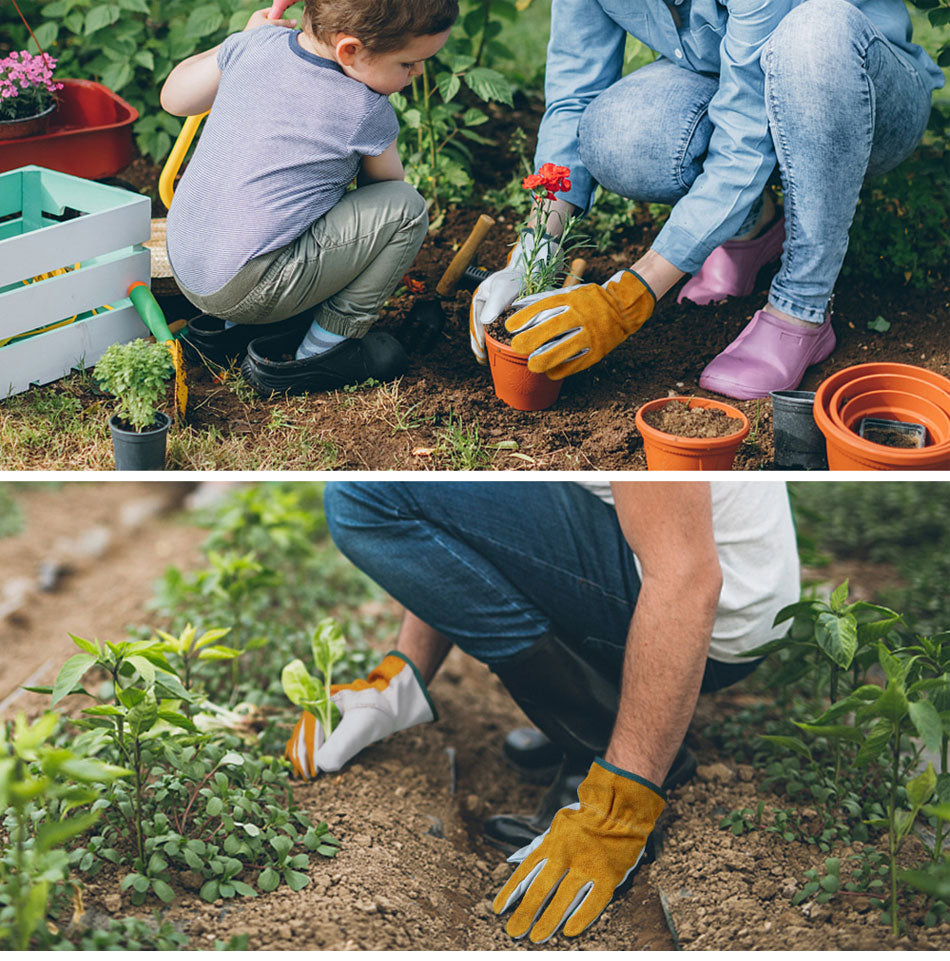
[436, 214, 495, 297]
[562, 258, 587, 288]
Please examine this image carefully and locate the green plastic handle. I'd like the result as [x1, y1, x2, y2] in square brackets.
[128, 282, 175, 342]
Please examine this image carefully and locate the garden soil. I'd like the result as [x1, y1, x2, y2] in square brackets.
[2, 485, 949, 949]
[59, 106, 947, 472]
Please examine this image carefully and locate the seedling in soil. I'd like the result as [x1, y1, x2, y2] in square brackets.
[719, 801, 764, 836]
[282, 618, 347, 739]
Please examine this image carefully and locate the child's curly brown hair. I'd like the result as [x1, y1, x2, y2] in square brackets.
[303, 0, 459, 53]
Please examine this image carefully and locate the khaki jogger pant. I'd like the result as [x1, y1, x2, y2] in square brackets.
[174, 179, 428, 339]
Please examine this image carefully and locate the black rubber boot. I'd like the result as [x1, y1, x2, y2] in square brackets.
[483, 633, 697, 857]
[502, 727, 564, 785]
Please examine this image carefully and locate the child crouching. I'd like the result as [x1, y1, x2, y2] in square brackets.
[161, 0, 457, 393]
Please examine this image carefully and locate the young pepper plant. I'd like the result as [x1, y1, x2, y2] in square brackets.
[795, 641, 944, 934]
[281, 618, 347, 740]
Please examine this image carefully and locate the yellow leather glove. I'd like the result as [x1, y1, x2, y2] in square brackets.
[493, 758, 666, 943]
[505, 270, 655, 379]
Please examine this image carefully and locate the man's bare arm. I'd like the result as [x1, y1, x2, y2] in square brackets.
[605, 482, 723, 783]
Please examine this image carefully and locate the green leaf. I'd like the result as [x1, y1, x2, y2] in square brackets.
[907, 763, 937, 810]
[316, 844, 338, 857]
[878, 642, 904, 682]
[70, 634, 100, 657]
[127, 655, 155, 688]
[85, 4, 120, 34]
[830, 580, 850, 612]
[258, 867, 280, 892]
[269, 834, 293, 860]
[52, 653, 96, 705]
[152, 878, 175, 903]
[815, 612, 858, 669]
[464, 67, 513, 106]
[82, 704, 124, 717]
[867, 316, 891, 333]
[132, 874, 150, 893]
[231, 880, 257, 897]
[908, 699, 943, 753]
[794, 722, 863, 743]
[281, 659, 322, 707]
[284, 868, 310, 891]
[876, 678, 910, 722]
[184, 848, 203, 870]
[186, 3, 224, 37]
[35, 811, 100, 853]
[757, 734, 813, 760]
[436, 72, 461, 102]
[207, 796, 225, 817]
[197, 645, 243, 661]
[200, 879, 220, 902]
[311, 618, 346, 677]
[855, 718, 893, 766]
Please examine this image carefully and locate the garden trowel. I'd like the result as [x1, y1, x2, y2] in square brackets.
[399, 213, 495, 354]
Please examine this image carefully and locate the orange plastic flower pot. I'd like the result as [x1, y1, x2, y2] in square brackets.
[838, 390, 950, 447]
[814, 363, 950, 471]
[634, 396, 750, 471]
[485, 331, 562, 411]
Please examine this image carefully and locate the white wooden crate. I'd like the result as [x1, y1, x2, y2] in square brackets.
[0, 165, 152, 397]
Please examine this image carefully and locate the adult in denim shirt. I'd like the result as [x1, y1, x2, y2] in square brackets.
[470, 0, 943, 399]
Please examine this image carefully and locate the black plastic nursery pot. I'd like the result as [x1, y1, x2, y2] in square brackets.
[770, 389, 827, 470]
[108, 412, 171, 471]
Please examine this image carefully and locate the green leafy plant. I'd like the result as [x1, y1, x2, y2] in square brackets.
[0, 713, 129, 950]
[94, 339, 174, 431]
[719, 801, 764, 836]
[282, 618, 347, 739]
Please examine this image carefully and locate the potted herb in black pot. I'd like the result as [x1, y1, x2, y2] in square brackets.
[94, 339, 174, 470]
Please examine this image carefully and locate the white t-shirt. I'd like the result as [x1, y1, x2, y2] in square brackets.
[575, 481, 800, 663]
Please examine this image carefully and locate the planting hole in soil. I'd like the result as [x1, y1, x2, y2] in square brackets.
[642, 399, 745, 438]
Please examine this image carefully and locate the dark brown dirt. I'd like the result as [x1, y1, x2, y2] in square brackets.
[3, 482, 949, 950]
[642, 400, 745, 439]
[6, 102, 946, 470]
[861, 423, 924, 448]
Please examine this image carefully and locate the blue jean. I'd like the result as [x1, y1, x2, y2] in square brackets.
[578, 0, 933, 322]
[324, 481, 757, 692]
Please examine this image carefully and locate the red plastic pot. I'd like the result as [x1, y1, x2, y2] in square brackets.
[635, 396, 750, 471]
[0, 80, 138, 179]
[814, 363, 950, 470]
[485, 331, 562, 411]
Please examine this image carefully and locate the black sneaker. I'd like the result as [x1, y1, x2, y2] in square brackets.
[241, 329, 408, 395]
[180, 313, 311, 366]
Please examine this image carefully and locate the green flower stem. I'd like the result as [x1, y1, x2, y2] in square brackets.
[888, 722, 901, 937]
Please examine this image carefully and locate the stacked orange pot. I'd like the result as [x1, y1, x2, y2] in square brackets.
[814, 363, 950, 470]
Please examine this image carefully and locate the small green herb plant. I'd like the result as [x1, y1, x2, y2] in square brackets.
[282, 618, 348, 740]
[94, 339, 174, 431]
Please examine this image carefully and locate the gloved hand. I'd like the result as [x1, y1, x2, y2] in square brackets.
[285, 652, 436, 777]
[469, 232, 554, 364]
[504, 269, 655, 379]
[493, 758, 666, 944]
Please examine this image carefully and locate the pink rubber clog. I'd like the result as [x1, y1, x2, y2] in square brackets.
[699, 308, 836, 400]
[677, 217, 786, 305]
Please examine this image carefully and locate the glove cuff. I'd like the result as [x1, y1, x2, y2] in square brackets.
[386, 650, 439, 722]
[593, 756, 666, 801]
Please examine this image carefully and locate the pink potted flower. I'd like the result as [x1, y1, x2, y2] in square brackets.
[0, 51, 63, 140]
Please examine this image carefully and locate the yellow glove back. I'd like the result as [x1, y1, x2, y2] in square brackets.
[505, 270, 655, 380]
[493, 758, 666, 943]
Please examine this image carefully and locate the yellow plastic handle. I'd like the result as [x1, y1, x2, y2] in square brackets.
[158, 111, 209, 210]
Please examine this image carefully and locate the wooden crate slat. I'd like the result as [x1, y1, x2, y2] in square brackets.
[0, 304, 148, 397]
[0, 248, 150, 339]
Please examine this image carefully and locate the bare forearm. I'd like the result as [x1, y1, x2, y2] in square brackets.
[605, 576, 719, 783]
[396, 609, 452, 683]
[161, 45, 222, 115]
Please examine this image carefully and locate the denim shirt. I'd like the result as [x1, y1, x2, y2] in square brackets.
[535, 0, 944, 273]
